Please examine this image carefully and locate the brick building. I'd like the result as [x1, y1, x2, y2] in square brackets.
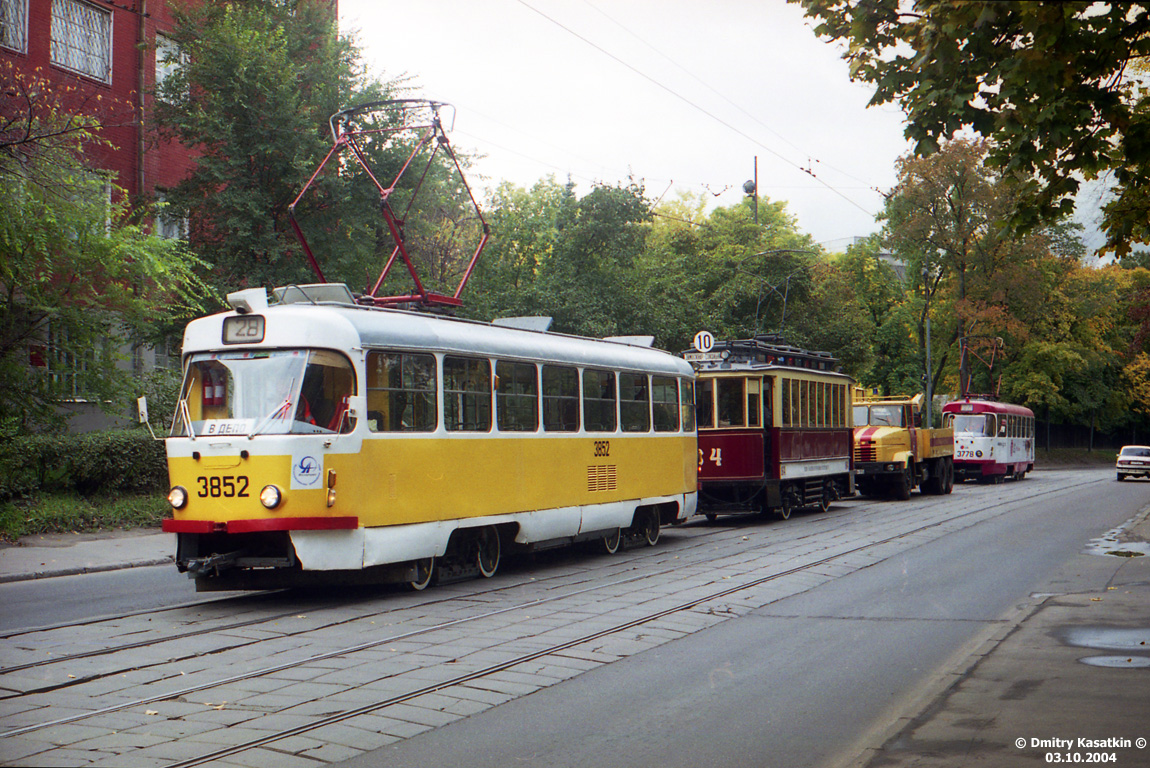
[1, 0, 197, 215]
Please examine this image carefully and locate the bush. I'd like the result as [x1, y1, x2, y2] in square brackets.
[0, 429, 168, 501]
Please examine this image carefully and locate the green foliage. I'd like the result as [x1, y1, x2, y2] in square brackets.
[0, 65, 210, 431]
[798, 0, 1150, 257]
[0, 430, 168, 502]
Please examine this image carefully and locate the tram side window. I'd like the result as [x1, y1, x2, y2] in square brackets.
[583, 369, 617, 432]
[681, 378, 696, 432]
[366, 352, 436, 432]
[747, 378, 761, 428]
[496, 360, 538, 432]
[445, 357, 492, 432]
[762, 377, 773, 427]
[782, 379, 791, 427]
[542, 365, 579, 432]
[717, 378, 745, 427]
[620, 373, 651, 432]
[697, 378, 714, 429]
[652, 376, 680, 432]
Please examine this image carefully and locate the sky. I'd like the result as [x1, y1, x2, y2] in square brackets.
[337, 0, 916, 251]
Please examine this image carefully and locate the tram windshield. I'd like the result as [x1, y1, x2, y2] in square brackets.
[853, 405, 904, 427]
[948, 413, 994, 437]
[172, 349, 356, 437]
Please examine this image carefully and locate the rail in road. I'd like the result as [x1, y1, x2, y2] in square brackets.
[0, 470, 1120, 767]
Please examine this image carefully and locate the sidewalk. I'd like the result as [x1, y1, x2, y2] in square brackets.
[0, 529, 174, 583]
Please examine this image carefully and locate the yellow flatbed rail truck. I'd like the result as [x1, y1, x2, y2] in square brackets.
[852, 393, 954, 499]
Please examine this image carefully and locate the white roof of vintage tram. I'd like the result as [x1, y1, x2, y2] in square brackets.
[182, 284, 693, 377]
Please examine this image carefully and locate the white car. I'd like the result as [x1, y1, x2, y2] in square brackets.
[1116, 445, 1150, 481]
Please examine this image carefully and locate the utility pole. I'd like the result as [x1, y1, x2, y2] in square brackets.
[923, 265, 933, 426]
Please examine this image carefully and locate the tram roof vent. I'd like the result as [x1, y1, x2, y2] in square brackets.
[604, 335, 655, 347]
[492, 316, 553, 332]
[273, 283, 357, 306]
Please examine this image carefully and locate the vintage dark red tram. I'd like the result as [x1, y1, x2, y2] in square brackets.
[684, 335, 854, 520]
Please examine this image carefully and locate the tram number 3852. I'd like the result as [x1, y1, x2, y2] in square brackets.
[197, 475, 251, 498]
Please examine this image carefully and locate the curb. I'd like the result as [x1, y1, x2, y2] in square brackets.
[0, 556, 174, 584]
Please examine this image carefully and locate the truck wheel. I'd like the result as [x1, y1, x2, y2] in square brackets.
[943, 457, 954, 494]
[922, 461, 943, 495]
[892, 467, 912, 500]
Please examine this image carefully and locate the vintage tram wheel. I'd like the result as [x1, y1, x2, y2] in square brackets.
[777, 492, 793, 521]
[601, 527, 622, 554]
[817, 483, 832, 514]
[475, 526, 501, 578]
[407, 557, 436, 591]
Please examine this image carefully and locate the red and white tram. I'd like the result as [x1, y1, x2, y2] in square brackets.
[941, 399, 1035, 483]
[685, 335, 854, 520]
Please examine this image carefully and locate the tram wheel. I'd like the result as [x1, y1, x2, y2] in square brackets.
[407, 557, 436, 591]
[601, 527, 622, 554]
[641, 509, 661, 547]
[778, 492, 793, 521]
[817, 483, 832, 513]
[475, 527, 501, 578]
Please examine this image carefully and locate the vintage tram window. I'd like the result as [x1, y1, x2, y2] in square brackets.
[782, 379, 791, 427]
[717, 378, 745, 427]
[366, 352, 436, 432]
[762, 377, 773, 427]
[583, 369, 617, 432]
[747, 378, 761, 428]
[696, 379, 714, 429]
[496, 360, 539, 432]
[542, 365, 579, 432]
[680, 378, 696, 432]
[652, 376, 680, 432]
[445, 357, 492, 431]
[620, 373, 651, 432]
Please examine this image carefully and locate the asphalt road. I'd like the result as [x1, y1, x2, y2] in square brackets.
[337, 471, 1147, 768]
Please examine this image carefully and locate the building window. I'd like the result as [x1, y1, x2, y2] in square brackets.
[155, 33, 187, 99]
[51, 0, 112, 83]
[1, 0, 28, 53]
[155, 194, 187, 240]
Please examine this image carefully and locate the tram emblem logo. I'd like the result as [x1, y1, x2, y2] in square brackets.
[293, 455, 321, 487]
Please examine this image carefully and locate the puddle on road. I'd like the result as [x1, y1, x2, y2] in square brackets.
[1083, 521, 1150, 558]
[1078, 656, 1150, 669]
[1061, 627, 1150, 669]
[1062, 627, 1150, 652]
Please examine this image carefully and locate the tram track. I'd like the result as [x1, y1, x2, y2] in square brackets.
[1, 469, 1107, 757]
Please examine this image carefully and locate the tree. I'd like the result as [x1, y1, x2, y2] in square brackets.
[799, 1, 1150, 256]
[153, 0, 401, 294]
[0, 65, 208, 431]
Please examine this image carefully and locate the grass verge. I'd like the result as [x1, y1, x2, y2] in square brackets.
[0, 493, 168, 543]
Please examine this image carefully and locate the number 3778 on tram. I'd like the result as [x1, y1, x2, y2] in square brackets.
[160, 284, 698, 590]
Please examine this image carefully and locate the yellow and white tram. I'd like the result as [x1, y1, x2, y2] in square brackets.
[162, 284, 697, 590]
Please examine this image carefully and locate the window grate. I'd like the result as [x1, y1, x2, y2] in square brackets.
[51, 0, 112, 83]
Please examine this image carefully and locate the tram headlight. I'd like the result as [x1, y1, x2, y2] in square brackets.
[260, 484, 283, 509]
[327, 488, 337, 508]
[168, 486, 188, 510]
